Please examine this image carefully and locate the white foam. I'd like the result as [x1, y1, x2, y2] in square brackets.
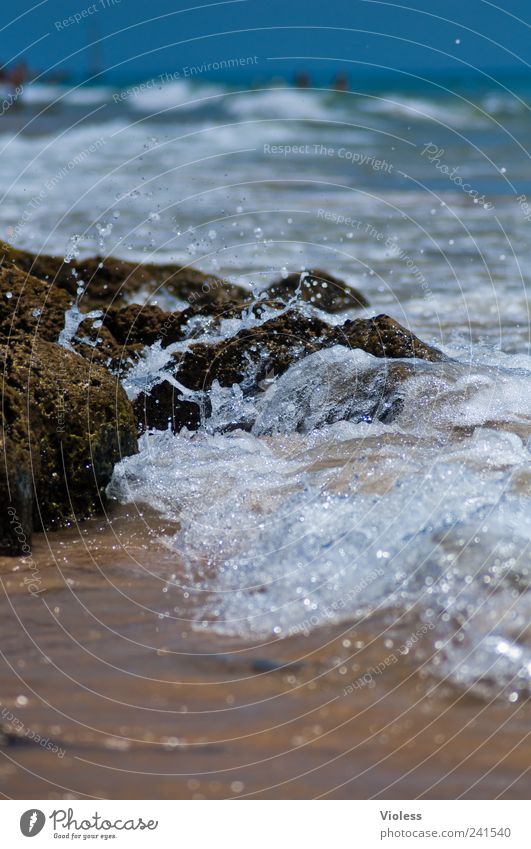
[109, 343, 531, 697]
[358, 94, 489, 128]
[128, 80, 223, 113]
[225, 87, 336, 121]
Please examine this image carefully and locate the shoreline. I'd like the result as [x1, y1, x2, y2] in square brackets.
[0, 516, 529, 800]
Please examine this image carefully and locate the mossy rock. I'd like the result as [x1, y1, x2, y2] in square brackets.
[136, 311, 444, 434]
[134, 310, 335, 433]
[267, 269, 369, 312]
[0, 241, 248, 310]
[336, 314, 445, 362]
[0, 340, 138, 554]
[0, 253, 72, 343]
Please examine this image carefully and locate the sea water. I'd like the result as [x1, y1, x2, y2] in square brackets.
[2, 77, 530, 699]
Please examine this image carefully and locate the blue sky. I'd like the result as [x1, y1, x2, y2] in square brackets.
[3, 0, 531, 83]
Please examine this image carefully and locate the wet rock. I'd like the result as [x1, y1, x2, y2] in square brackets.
[267, 269, 369, 312]
[74, 299, 293, 377]
[252, 347, 415, 435]
[0, 340, 138, 554]
[134, 379, 204, 434]
[176, 311, 335, 391]
[71, 318, 140, 372]
[135, 311, 334, 432]
[135, 311, 443, 433]
[0, 254, 72, 343]
[103, 304, 177, 348]
[1, 241, 249, 310]
[72, 304, 180, 372]
[336, 314, 445, 362]
[173, 297, 286, 338]
[0, 254, 137, 372]
[0, 397, 33, 557]
[72, 301, 251, 372]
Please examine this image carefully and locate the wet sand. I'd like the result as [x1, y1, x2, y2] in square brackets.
[0, 512, 529, 800]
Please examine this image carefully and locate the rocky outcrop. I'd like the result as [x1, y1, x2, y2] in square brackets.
[0, 340, 137, 555]
[0, 256, 72, 343]
[1, 239, 443, 551]
[134, 311, 336, 432]
[174, 311, 335, 391]
[1, 242, 249, 310]
[71, 300, 283, 371]
[2, 245, 370, 315]
[336, 314, 445, 362]
[267, 269, 369, 312]
[134, 311, 444, 433]
[72, 304, 176, 371]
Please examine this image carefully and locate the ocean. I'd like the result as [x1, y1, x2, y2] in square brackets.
[1, 75, 530, 704]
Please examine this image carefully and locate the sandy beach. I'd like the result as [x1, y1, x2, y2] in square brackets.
[1, 511, 529, 800]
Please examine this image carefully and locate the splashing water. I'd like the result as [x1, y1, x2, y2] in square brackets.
[58, 246, 103, 351]
[5, 77, 530, 704]
[58, 303, 103, 352]
[109, 339, 531, 700]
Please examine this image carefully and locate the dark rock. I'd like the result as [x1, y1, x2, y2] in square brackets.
[0, 340, 138, 554]
[138, 312, 443, 433]
[267, 269, 369, 312]
[0, 402, 33, 557]
[72, 304, 179, 372]
[134, 311, 335, 433]
[0, 248, 271, 375]
[72, 301, 247, 373]
[1, 241, 249, 310]
[176, 311, 334, 390]
[75, 298, 290, 366]
[172, 297, 286, 340]
[71, 318, 141, 372]
[336, 314, 445, 362]
[134, 380, 204, 434]
[0, 255, 72, 343]
[104, 304, 176, 347]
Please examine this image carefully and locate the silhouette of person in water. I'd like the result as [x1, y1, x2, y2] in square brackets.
[333, 73, 349, 91]
[294, 71, 310, 88]
[9, 61, 29, 89]
[0, 61, 26, 111]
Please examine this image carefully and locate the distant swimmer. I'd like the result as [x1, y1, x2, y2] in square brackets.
[333, 73, 349, 91]
[0, 62, 26, 113]
[9, 61, 29, 89]
[294, 71, 310, 88]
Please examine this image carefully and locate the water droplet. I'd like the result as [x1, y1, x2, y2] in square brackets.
[64, 234, 82, 263]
